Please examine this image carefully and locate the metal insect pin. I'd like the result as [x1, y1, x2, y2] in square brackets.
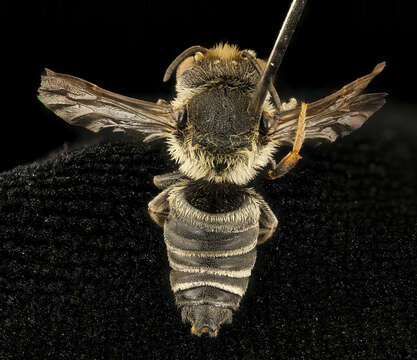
[37, 0, 386, 337]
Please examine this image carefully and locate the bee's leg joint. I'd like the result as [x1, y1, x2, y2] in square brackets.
[266, 102, 307, 180]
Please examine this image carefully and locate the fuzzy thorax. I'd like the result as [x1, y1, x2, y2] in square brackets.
[167, 134, 276, 185]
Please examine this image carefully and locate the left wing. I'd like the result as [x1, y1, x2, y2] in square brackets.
[266, 62, 387, 146]
[38, 68, 178, 142]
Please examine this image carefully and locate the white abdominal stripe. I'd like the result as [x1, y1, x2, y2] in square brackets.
[164, 225, 258, 258]
[171, 274, 250, 297]
[167, 251, 254, 278]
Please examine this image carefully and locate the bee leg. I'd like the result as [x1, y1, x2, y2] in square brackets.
[148, 188, 170, 227]
[156, 98, 170, 106]
[153, 171, 184, 190]
[255, 194, 278, 245]
[280, 97, 298, 111]
[267, 102, 307, 180]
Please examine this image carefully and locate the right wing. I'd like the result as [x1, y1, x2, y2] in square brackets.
[266, 62, 387, 146]
[38, 68, 178, 142]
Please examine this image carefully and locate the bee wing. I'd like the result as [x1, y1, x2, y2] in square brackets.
[267, 62, 387, 146]
[37, 68, 177, 142]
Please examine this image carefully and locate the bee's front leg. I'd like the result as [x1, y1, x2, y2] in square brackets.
[148, 188, 170, 227]
[267, 102, 307, 179]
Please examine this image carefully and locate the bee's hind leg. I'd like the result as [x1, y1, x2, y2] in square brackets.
[254, 193, 278, 245]
[148, 188, 170, 227]
[266, 102, 307, 179]
[150, 171, 184, 226]
[153, 171, 184, 189]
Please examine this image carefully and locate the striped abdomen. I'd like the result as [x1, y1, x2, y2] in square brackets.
[164, 185, 260, 336]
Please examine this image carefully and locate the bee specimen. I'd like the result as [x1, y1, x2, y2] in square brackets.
[37, 0, 386, 337]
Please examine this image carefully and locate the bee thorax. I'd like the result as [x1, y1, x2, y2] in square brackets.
[166, 85, 277, 185]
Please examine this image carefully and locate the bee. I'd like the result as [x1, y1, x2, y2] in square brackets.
[37, 0, 386, 337]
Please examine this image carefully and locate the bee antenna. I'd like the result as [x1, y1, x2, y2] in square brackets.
[248, 0, 307, 118]
[163, 46, 208, 82]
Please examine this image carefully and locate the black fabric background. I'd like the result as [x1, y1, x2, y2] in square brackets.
[1, 1, 417, 359]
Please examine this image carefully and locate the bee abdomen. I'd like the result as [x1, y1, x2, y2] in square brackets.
[165, 217, 257, 296]
[164, 184, 260, 336]
[166, 228, 258, 335]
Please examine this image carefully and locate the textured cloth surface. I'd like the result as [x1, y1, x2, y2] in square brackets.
[1, 102, 416, 359]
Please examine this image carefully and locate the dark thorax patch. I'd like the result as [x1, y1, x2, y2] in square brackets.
[187, 88, 257, 153]
[184, 181, 246, 213]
